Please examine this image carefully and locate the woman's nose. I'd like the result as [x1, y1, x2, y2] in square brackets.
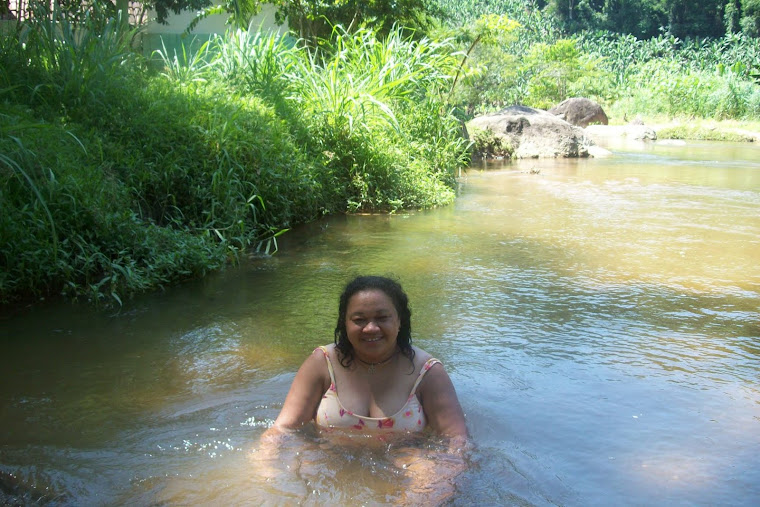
[363, 320, 380, 332]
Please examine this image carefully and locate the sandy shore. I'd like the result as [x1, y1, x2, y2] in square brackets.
[585, 121, 760, 143]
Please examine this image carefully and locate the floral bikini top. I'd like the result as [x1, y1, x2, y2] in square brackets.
[314, 346, 441, 432]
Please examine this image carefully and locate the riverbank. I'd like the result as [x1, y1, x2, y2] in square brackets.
[584, 117, 760, 149]
[620, 117, 759, 142]
[649, 118, 760, 142]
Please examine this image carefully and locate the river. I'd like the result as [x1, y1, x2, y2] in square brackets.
[1, 139, 758, 505]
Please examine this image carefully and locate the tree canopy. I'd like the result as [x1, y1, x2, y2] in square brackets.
[538, 0, 760, 39]
[186, 0, 433, 40]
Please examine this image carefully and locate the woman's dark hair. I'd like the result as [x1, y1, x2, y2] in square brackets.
[334, 275, 415, 368]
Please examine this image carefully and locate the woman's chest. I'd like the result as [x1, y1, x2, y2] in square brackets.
[334, 370, 418, 418]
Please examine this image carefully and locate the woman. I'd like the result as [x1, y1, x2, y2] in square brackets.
[274, 275, 466, 436]
[253, 276, 468, 502]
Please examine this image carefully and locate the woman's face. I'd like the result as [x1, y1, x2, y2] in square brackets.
[345, 289, 401, 363]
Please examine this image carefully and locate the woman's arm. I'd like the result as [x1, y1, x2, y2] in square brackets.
[272, 348, 330, 429]
[418, 362, 468, 440]
[393, 362, 469, 504]
[250, 349, 329, 478]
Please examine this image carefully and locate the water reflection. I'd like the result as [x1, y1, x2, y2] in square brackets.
[1, 140, 759, 505]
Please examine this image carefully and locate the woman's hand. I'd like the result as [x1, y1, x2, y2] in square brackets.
[393, 437, 472, 506]
[248, 426, 290, 480]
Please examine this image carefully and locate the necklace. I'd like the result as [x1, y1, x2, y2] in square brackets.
[356, 350, 398, 373]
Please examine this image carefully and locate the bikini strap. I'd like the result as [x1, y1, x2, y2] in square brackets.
[315, 346, 337, 385]
[410, 357, 441, 395]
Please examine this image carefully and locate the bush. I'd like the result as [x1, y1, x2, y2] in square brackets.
[469, 127, 513, 159]
[0, 106, 228, 305]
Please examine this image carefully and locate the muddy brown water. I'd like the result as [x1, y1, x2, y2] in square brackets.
[1, 139, 758, 505]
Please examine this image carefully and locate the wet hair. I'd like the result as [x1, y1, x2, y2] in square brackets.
[334, 275, 415, 368]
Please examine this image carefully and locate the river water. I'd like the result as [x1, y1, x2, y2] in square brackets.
[1, 139, 759, 505]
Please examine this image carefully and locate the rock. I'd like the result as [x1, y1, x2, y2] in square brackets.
[549, 97, 609, 127]
[587, 145, 613, 157]
[468, 105, 596, 159]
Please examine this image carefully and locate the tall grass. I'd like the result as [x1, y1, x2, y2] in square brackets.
[0, 104, 227, 305]
[18, 2, 139, 110]
[285, 26, 465, 211]
[208, 28, 299, 101]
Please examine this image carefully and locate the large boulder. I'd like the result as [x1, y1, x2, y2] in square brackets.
[468, 105, 596, 159]
[549, 97, 608, 127]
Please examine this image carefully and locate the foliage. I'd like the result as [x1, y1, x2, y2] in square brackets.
[447, 40, 522, 115]
[522, 39, 577, 108]
[191, 0, 435, 42]
[570, 29, 760, 120]
[14, 1, 139, 109]
[469, 127, 513, 159]
[186, 0, 263, 32]
[1, 4, 469, 306]
[0, 106, 227, 305]
[433, 0, 554, 30]
[285, 26, 465, 211]
[741, 0, 760, 37]
[725, 0, 742, 34]
[144, 0, 213, 24]
[542, 0, 730, 39]
[445, 14, 521, 104]
[612, 58, 760, 119]
[516, 38, 613, 109]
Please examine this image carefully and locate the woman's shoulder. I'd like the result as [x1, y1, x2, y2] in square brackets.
[301, 345, 334, 371]
[410, 346, 438, 370]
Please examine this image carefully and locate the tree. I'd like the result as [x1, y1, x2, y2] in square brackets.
[189, 0, 434, 41]
[665, 0, 725, 38]
[602, 0, 667, 38]
[740, 0, 760, 36]
[544, 0, 603, 32]
[725, 0, 741, 33]
[544, 0, 729, 38]
[280, 0, 434, 41]
[524, 38, 585, 107]
[149, 0, 214, 24]
[445, 14, 522, 111]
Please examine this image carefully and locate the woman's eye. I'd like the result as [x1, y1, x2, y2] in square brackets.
[352, 319, 367, 327]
